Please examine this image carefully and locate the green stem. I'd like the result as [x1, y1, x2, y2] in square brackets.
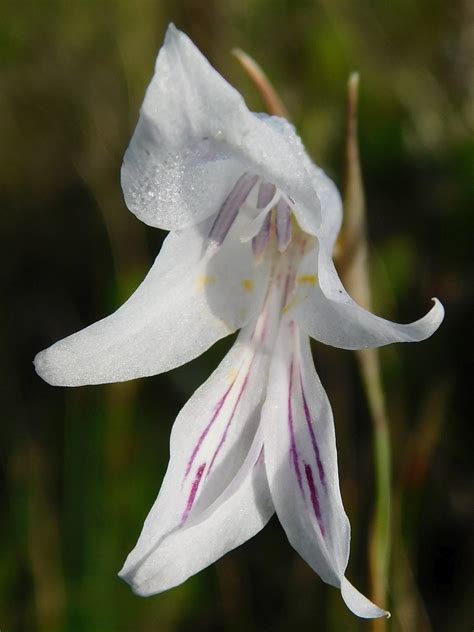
[359, 348, 391, 631]
[340, 73, 392, 628]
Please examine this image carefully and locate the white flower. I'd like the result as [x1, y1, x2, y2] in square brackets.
[34, 25, 444, 619]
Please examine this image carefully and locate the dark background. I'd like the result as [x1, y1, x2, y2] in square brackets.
[1, 1, 472, 630]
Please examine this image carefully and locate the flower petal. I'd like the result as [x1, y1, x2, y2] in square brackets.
[34, 216, 268, 386]
[122, 25, 326, 232]
[119, 307, 280, 595]
[203, 211, 272, 332]
[262, 319, 388, 618]
[311, 165, 343, 250]
[275, 198, 292, 253]
[341, 577, 390, 619]
[292, 163, 343, 242]
[293, 244, 444, 350]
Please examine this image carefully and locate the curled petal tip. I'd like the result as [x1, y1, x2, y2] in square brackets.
[427, 297, 445, 328]
[341, 577, 389, 619]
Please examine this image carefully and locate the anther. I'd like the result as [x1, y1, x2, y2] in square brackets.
[208, 173, 258, 247]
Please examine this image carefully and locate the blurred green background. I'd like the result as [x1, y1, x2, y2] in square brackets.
[1, 1, 472, 631]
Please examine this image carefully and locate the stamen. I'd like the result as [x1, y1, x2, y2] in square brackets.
[207, 173, 258, 247]
[252, 211, 272, 258]
[275, 198, 292, 252]
[240, 185, 279, 244]
[257, 182, 276, 209]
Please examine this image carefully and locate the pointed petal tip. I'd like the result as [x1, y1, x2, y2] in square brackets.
[165, 22, 179, 39]
[423, 296, 445, 336]
[341, 577, 390, 619]
[118, 569, 149, 598]
[118, 557, 161, 598]
[431, 296, 445, 318]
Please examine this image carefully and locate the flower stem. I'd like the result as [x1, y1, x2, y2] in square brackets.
[340, 73, 392, 629]
[232, 48, 290, 119]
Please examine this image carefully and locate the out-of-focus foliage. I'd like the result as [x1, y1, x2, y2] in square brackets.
[0, 1, 472, 631]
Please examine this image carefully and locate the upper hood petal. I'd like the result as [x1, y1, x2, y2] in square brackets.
[293, 163, 342, 242]
[122, 25, 324, 231]
[261, 319, 388, 618]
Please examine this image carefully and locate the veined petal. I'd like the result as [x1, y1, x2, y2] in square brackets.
[203, 211, 272, 331]
[275, 198, 292, 253]
[262, 319, 388, 618]
[122, 25, 325, 231]
[119, 302, 281, 595]
[34, 216, 268, 386]
[293, 244, 444, 350]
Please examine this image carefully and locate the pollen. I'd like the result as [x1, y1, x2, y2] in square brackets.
[297, 274, 318, 286]
[196, 275, 216, 290]
[241, 278, 254, 291]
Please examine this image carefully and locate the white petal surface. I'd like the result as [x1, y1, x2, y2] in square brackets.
[293, 244, 444, 350]
[122, 25, 325, 231]
[310, 165, 343, 249]
[34, 217, 268, 386]
[291, 163, 343, 241]
[119, 301, 281, 595]
[262, 319, 388, 618]
[341, 578, 390, 619]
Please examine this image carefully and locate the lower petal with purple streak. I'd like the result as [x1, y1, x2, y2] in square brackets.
[118, 287, 283, 595]
[262, 317, 388, 618]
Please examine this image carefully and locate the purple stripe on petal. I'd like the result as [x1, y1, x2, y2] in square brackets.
[288, 358, 303, 493]
[299, 371, 326, 487]
[275, 198, 292, 252]
[208, 173, 258, 247]
[206, 356, 254, 476]
[257, 182, 276, 209]
[181, 462, 206, 524]
[252, 211, 272, 258]
[184, 378, 236, 481]
[304, 462, 325, 536]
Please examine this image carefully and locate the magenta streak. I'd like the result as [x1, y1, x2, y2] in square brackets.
[255, 446, 264, 466]
[206, 355, 255, 476]
[185, 285, 271, 484]
[281, 248, 298, 308]
[299, 371, 326, 487]
[282, 269, 292, 306]
[181, 462, 206, 524]
[288, 358, 303, 492]
[184, 379, 236, 481]
[258, 306, 271, 343]
[275, 198, 292, 252]
[304, 462, 325, 536]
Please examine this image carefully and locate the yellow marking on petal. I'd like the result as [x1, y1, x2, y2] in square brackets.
[297, 274, 318, 286]
[283, 295, 304, 314]
[241, 279, 254, 291]
[227, 368, 238, 383]
[196, 275, 216, 290]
